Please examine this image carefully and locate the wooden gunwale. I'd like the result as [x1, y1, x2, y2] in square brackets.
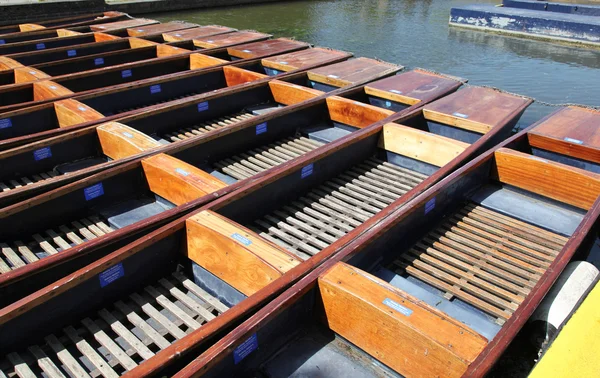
[0, 13, 124, 34]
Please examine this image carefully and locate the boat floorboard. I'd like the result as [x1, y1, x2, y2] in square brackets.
[0, 270, 229, 377]
[249, 157, 428, 260]
[110, 91, 203, 116]
[0, 215, 114, 273]
[162, 111, 255, 142]
[0, 170, 58, 193]
[390, 202, 567, 324]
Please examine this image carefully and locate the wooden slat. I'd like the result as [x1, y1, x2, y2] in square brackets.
[145, 286, 202, 330]
[97, 309, 155, 360]
[130, 293, 187, 340]
[28, 345, 66, 378]
[172, 272, 229, 314]
[7, 352, 36, 378]
[63, 326, 119, 378]
[113, 300, 171, 350]
[45, 334, 91, 378]
[81, 317, 137, 371]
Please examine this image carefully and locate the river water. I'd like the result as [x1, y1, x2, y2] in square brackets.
[154, 0, 600, 129]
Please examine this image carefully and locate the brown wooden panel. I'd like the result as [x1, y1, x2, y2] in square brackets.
[96, 122, 161, 160]
[423, 87, 531, 134]
[54, 99, 105, 128]
[92, 32, 121, 42]
[126, 21, 199, 37]
[365, 69, 462, 105]
[162, 25, 239, 44]
[0, 57, 23, 70]
[13, 67, 50, 84]
[141, 153, 227, 205]
[261, 47, 353, 72]
[90, 18, 159, 32]
[379, 123, 469, 167]
[32, 80, 73, 101]
[307, 57, 402, 88]
[227, 38, 309, 59]
[179, 30, 270, 49]
[269, 80, 323, 106]
[527, 106, 600, 164]
[494, 147, 600, 210]
[127, 37, 158, 49]
[189, 53, 229, 70]
[319, 262, 488, 377]
[326, 96, 394, 128]
[156, 44, 191, 57]
[18, 24, 45, 32]
[222, 66, 267, 87]
[56, 29, 83, 37]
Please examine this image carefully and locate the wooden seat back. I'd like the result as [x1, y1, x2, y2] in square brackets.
[326, 96, 394, 128]
[96, 121, 161, 160]
[53, 99, 105, 128]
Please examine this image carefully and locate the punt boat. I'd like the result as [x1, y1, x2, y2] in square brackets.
[0, 88, 533, 377]
[0, 47, 350, 151]
[0, 12, 129, 44]
[0, 57, 402, 206]
[173, 107, 600, 378]
[0, 36, 307, 112]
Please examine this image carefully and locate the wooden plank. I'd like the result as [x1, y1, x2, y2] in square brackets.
[144, 286, 201, 330]
[7, 352, 36, 378]
[172, 272, 229, 314]
[141, 153, 228, 206]
[162, 25, 240, 45]
[268, 80, 323, 106]
[45, 334, 91, 378]
[0, 243, 26, 268]
[45, 229, 71, 251]
[13, 67, 51, 84]
[130, 293, 187, 340]
[221, 66, 268, 87]
[53, 99, 105, 128]
[493, 147, 600, 210]
[527, 106, 600, 164]
[90, 18, 159, 32]
[64, 325, 119, 378]
[126, 21, 199, 37]
[80, 318, 137, 370]
[113, 300, 171, 350]
[96, 122, 162, 160]
[33, 81, 73, 101]
[97, 308, 154, 360]
[158, 278, 216, 322]
[422, 87, 531, 134]
[227, 38, 308, 59]
[319, 262, 488, 378]
[60, 224, 85, 244]
[28, 345, 66, 378]
[307, 57, 401, 88]
[188, 53, 229, 70]
[0, 57, 23, 70]
[261, 47, 352, 72]
[378, 123, 469, 167]
[325, 96, 394, 129]
[364, 69, 461, 105]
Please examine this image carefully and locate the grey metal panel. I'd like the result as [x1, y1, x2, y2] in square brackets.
[309, 81, 338, 92]
[192, 262, 246, 308]
[304, 124, 353, 143]
[97, 197, 173, 229]
[367, 96, 410, 112]
[426, 121, 481, 144]
[532, 147, 600, 174]
[386, 150, 439, 176]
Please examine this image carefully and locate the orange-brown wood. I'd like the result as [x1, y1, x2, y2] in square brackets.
[141, 153, 228, 205]
[0, 57, 23, 70]
[127, 37, 158, 49]
[222, 66, 267, 87]
[365, 69, 462, 105]
[92, 32, 121, 42]
[527, 107, 600, 164]
[325, 96, 394, 128]
[307, 57, 402, 88]
[268, 80, 323, 106]
[13, 67, 50, 83]
[318, 262, 488, 378]
[32, 80, 73, 101]
[156, 44, 191, 57]
[18, 24, 45, 32]
[126, 21, 199, 37]
[56, 29, 83, 37]
[90, 18, 159, 32]
[162, 25, 238, 44]
[261, 47, 352, 72]
[493, 147, 600, 210]
[189, 53, 229, 70]
[186, 211, 301, 295]
[96, 122, 161, 160]
[227, 38, 309, 59]
[423, 87, 531, 134]
[53, 99, 105, 128]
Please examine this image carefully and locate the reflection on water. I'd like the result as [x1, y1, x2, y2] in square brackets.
[152, 0, 600, 129]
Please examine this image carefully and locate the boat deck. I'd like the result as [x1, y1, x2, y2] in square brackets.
[390, 201, 567, 324]
[0, 170, 58, 193]
[0, 270, 228, 377]
[249, 157, 427, 259]
[161, 111, 255, 142]
[0, 215, 115, 273]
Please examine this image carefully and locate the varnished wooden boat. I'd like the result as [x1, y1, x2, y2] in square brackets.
[0, 89, 533, 377]
[0, 37, 308, 112]
[173, 107, 600, 378]
[0, 47, 352, 150]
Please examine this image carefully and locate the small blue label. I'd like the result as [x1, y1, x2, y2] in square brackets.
[233, 334, 258, 364]
[0, 40, 5, 45]
[175, 168, 189, 176]
[99, 263, 124, 288]
[255, 122, 267, 135]
[564, 137, 584, 145]
[94, 57, 104, 66]
[33, 147, 52, 161]
[121, 69, 132, 78]
[385, 100, 392, 108]
[383, 298, 413, 316]
[197, 101, 209, 112]
[84, 183, 104, 201]
[425, 197, 436, 214]
[150, 84, 161, 94]
[0, 118, 12, 129]
[231, 233, 252, 246]
[36, 43, 45, 50]
[301, 164, 313, 179]
[67, 49, 77, 57]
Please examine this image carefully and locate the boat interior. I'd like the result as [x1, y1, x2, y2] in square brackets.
[193, 130, 600, 378]
[0, 31, 123, 56]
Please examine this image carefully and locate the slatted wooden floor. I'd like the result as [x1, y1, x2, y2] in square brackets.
[0, 271, 228, 378]
[0, 215, 114, 274]
[0, 170, 58, 194]
[214, 136, 324, 180]
[249, 157, 428, 259]
[162, 111, 254, 142]
[391, 202, 568, 324]
[112, 92, 202, 115]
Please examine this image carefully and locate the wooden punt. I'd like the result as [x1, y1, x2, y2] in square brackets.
[125, 22, 200, 37]
[0, 89, 398, 306]
[0, 31, 125, 56]
[0, 47, 352, 151]
[0, 37, 309, 112]
[0, 89, 534, 377]
[0, 12, 127, 35]
[173, 110, 600, 378]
